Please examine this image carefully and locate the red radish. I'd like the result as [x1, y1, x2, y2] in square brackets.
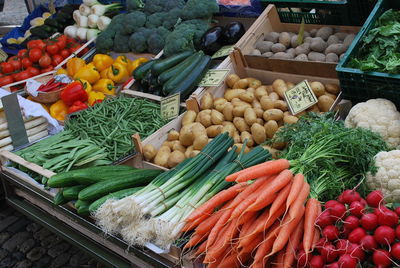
[395, 207, 400, 217]
[325, 200, 340, 209]
[360, 235, 377, 251]
[392, 243, 400, 260]
[348, 244, 365, 262]
[297, 249, 309, 267]
[316, 210, 334, 228]
[372, 249, 392, 267]
[320, 243, 338, 263]
[335, 239, 350, 255]
[366, 190, 384, 208]
[323, 225, 340, 241]
[314, 238, 328, 253]
[309, 255, 324, 268]
[360, 213, 378, 231]
[341, 227, 352, 239]
[343, 215, 359, 230]
[374, 226, 396, 245]
[377, 209, 399, 227]
[338, 254, 358, 268]
[396, 225, 400, 239]
[348, 227, 366, 244]
[326, 262, 339, 268]
[349, 201, 365, 217]
[329, 203, 347, 220]
[341, 190, 361, 204]
[338, 193, 345, 204]
[359, 198, 368, 208]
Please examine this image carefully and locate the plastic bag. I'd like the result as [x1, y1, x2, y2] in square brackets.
[217, 0, 263, 17]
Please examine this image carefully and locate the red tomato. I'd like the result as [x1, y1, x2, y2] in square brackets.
[55, 35, 67, 50]
[0, 75, 14, 87]
[39, 54, 52, 68]
[21, 58, 33, 69]
[8, 57, 21, 71]
[59, 49, 70, 59]
[17, 49, 28, 58]
[46, 43, 59, 55]
[27, 40, 46, 50]
[14, 71, 31, 81]
[69, 44, 81, 54]
[40, 66, 54, 73]
[51, 54, 64, 67]
[0, 62, 14, 74]
[29, 48, 42, 63]
[26, 66, 40, 76]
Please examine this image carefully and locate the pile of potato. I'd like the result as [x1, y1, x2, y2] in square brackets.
[250, 27, 356, 63]
[143, 74, 340, 168]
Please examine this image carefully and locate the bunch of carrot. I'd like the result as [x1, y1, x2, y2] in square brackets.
[182, 159, 323, 268]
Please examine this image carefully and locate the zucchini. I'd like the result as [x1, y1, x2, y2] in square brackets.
[54, 190, 68, 205]
[47, 165, 136, 187]
[77, 201, 91, 216]
[75, 199, 85, 209]
[63, 185, 85, 200]
[78, 169, 162, 201]
[162, 52, 205, 95]
[158, 53, 202, 85]
[170, 55, 212, 98]
[89, 187, 143, 213]
[151, 51, 193, 76]
[133, 60, 156, 80]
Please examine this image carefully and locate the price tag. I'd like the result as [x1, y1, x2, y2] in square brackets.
[198, 69, 230, 87]
[211, 45, 234, 59]
[284, 80, 318, 115]
[0, 49, 8, 62]
[160, 93, 180, 120]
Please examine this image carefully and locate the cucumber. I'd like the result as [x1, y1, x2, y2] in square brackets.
[77, 201, 91, 216]
[75, 199, 85, 209]
[151, 51, 193, 76]
[54, 190, 68, 205]
[89, 187, 143, 213]
[78, 169, 162, 201]
[63, 185, 85, 200]
[158, 53, 202, 85]
[162, 52, 205, 95]
[170, 55, 212, 98]
[133, 60, 156, 80]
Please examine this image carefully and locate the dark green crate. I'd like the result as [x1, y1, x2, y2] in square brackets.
[261, 0, 376, 26]
[336, 0, 400, 107]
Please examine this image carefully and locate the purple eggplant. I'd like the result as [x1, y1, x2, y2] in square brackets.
[222, 22, 245, 45]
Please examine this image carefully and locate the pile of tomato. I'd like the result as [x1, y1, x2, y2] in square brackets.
[0, 34, 89, 88]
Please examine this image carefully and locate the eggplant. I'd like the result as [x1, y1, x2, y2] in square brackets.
[199, 26, 224, 56]
[222, 22, 245, 45]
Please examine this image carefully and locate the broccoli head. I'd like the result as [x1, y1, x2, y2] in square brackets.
[129, 27, 153, 53]
[106, 14, 126, 32]
[145, 12, 166, 29]
[146, 27, 171, 55]
[143, 0, 185, 14]
[122, 11, 147, 35]
[113, 31, 130, 53]
[95, 31, 115, 53]
[182, 0, 219, 20]
[146, 8, 182, 30]
[126, 0, 144, 12]
[162, 8, 182, 30]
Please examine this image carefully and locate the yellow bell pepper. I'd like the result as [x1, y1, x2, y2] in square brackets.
[76, 78, 92, 93]
[88, 91, 106, 106]
[66, 58, 86, 77]
[128, 57, 148, 75]
[50, 100, 69, 121]
[92, 54, 114, 72]
[107, 63, 128, 84]
[73, 64, 100, 84]
[27, 96, 50, 112]
[92, 79, 116, 95]
[56, 68, 68, 75]
[100, 67, 110, 79]
[114, 55, 130, 68]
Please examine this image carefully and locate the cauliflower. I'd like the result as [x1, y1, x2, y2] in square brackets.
[366, 150, 400, 202]
[345, 98, 400, 149]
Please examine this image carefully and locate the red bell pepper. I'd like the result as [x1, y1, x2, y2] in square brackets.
[68, 101, 89, 114]
[60, 81, 88, 106]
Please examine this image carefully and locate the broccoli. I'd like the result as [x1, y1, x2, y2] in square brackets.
[113, 31, 130, 53]
[146, 27, 171, 55]
[181, 0, 219, 20]
[145, 12, 165, 29]
[162, 8, 182, 30]
[129, 27, 154, 53]
[122, 11, 147, 35]
[143, 0, 185, 14]
[145, 8, 182, 30]
[95, 31, 114, 53]
[126, 0, 144, 12]
[105, 14, 126, 33]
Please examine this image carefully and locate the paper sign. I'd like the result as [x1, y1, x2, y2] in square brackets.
[160, 93, 180, 120]
[211, 45, 234, 59]
[0, 49, 8, 62]
[284, 80, 318, 115]
[198, 69, 230, 87]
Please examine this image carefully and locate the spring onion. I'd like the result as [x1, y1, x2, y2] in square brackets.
[64, 25, 78, 39]
[79, 4, 91, 16]
[83, 0, 100, 7]
[87, 29, 100, 40]
[76, 27, 88, 41]
[97, 16, 111, 31]
[91, 3, 122, 16]
[87, 14, 99, 28]
[77, 15, 88, 28]
[73, 10, 81, 23]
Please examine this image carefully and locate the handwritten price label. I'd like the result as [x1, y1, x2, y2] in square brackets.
[211, 45, 234, 59]
[284, 80, 318, 115]
[198, 69, 230, 87]
[160, 93, 180, 120]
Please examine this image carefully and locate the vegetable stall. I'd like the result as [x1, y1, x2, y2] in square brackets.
[2, 0, 400, 267]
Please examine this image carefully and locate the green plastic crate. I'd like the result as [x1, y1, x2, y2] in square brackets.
[261, 0, 376, 25]
[336, 0, 400, 107]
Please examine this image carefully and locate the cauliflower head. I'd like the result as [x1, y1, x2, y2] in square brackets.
[345, 98, 400, 149]
[366, 150, 400, 202]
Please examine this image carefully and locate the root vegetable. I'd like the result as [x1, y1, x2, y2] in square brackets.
[264, 120, 279, 138]
[264, 32, 279, 43]
[255, 41, 274, 53]
[291, 34, 299, 48]
[193, 135, 208, 150]
[326, 53, 339, 63]
[262, 52, 274, 58]
[182, 111, 197, 126]
[233, 117, 249, 132]
[325, 84, 340, 95]
[286, 48, 296, 58]
[240, 131, 254, 147]
[239, 91, 255, 103]
[252, 99, 262, 109]
[224, 89, 246, 101]
[325, 44, 346, 55]
[295, 54, 308, 61]
[211, 110, 224, 125]
[248, 78, 262, 88]
[206, 125, 223, 137]
[225, 74, 240, 88]
[343, 34, 355, 48]
[318, 95, 335, 112]
[172, 142, 186, 153]
[255, 86, 268, 100]
[179, 125, 195, 146]
[316, 27, 333, 41]
[310, 81, 326, 97]
[262, 145, 279, 158]
[244, 108, 257, 126]
[233, 131, 241, 143]
[310, 29, 318, 37]
[274, 100, 288, 111]
[154, 146, 171, 167]
[260, 96, 274, 110]
[185, 146, 193, 158]
[250, 49, 261, 55]
[286, 82, 295, 89]
[143, 144, 157, 161]
[271, 52, 293, 59]
[304, 36, 313, 43]
[279, 32, 291, 47]
[233, 79, 249, 89]
[271, 43, 286, 53]
[233, 143, 250, 153]
[366, 190, 384, 208]
[222, 124, 236, 137]
[327, 35, 340, 46]
[198, 111, 212, 127]
[167, 130, 179, 141]
[214, 98, 228, 112]
[168, 150, 185, 168]
[269, 92, 279, 101]
[295, 42, 311, 56]
[334, 32, 348, 40]
[200, 92, 213, 110]
[254, 107, 264, 118]
[310, 37, 327, 52]
[272, 79, 288, 98]
[251, 123, 267, 144]
[308, 52, 326, 62]
[232, 106, 247, 117]
[222, 103, 234, 121]
[283, 115, 298, 124]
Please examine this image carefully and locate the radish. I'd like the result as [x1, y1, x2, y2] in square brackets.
[360, 235, 377, 251]
[323, 225, 340, 241]
[374, 226, 396, 245]
[316, 210, 334, 228]
[343, 215, 359, 230]
[338, 254, 358, 268]
[360, 213, 378, 231]
[372, 249, 392, 267]
[297, 249, 309, 267]
[329, 203, 347, 220]
[395, 207, 400, 217]
[314, 238, 328, 254]
[309, 255, 324, 268]
[326, 262, 339, 268]
[396, 225, 400, 239]
[348, 244, 365, 262]
[338, 193, 345, 204]
[325, 200, 341, 210]
[348, 227, 367, 244]
[377, 209, 399, 227]
[366, 190, 384, 208]
[392, 242, 400, 260]
[335, 239, 350, 255]
[320, 243, 338, 263]
[341, 190, 361, 204]
[349, 201, 365, 217]
[359, 198, 368, 208]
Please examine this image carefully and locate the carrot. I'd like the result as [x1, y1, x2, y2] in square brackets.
[236, 210, 258, 228]
[206, 247, 231, 268]
[218, 252, 242, 268]
[253, 222, 281, 265]
[286, 173, 304, 210]
[239, 209, 267, 240]
[311, 227, 320, 251]
[235, 159, 290, 183]
[186, 183, 246, 222]
[184, 231, 209, 249]
[181, 213, 208, 232]
[303, 198, 320, 254]
[263, 181, 292, 219]
[238, 232, 263, 254]
[194, 239, 207, 256]
[274, 248, 286, 268]
[250, 260, 265, 268]
[229, 185, 267, 220]
[206, 208, 232, 248]
[247, 170, 293, 212]
[289, 182, 310, 219]
[204, 222, 232, 263]
[283, 218, 304, 268]
[195, 200, 233, 234]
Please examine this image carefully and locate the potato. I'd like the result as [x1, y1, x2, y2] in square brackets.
[206, 125, 223, 138]
[255, 86, 268, 100]
[244, 108, 257, 126]
[143, 144, 157, 161]
[260, 96, 274, 110]
[318, 95, 335, 112]
[233, 117, 249, 132]
[265, 85, 274, 94]
[262, 145, 279, 159]
[232, 106, 247, 117]
[168, 150, 185, 168]
[327, 35, 340, 46]
[271, 43, 286, 53]
[272, 79, 288, 99]
[283, 115, 299, 124]
[271, 52, 293, 60]
[255, 41, 274, 54]
[233, 131, 241, 143]
[185, 146, 193, 159]
[252, 99, 262, 109]
[286, 82, 295, 89]
[214, 98, 228, 112]
[326, 53, 339, 63]
[241, 131, 254, 147]
[310, 37, 327, 53]
[251, 123, 267, 145]
[291, 34, 299, 48]
[172, 142, 186, 153]
[295, 54, 308, 61]
[269, 92, 279, 101]
[295, 111, 307, 118]
[239, 91, 255, 103]
[325, 92, 337, 100]
[224, 89, 246, 101]
[222, 124, 236, 137]
[325, 83, 340, 95]
[262, 52, 274, 58]
[248, 78, 262, 89]
[307, 104, 320, 113]
[167, 130, 180, 141]
[340, 53, 345, 60]
[310, 81, 326, 97]
[316, 27, 333, 41]
[211, 110, 224, 125]
[193, 135, 208, 150]
[154, 146, 171, 167]
[274, 100, 288, 111]
[200, 92, 213, 110]
[286, 48, 296, 58]
[254, 107, 264, 118]
[233, 143, 250, 154]
[271, 140, 286, 150]
[279, 32, 291, 48]
[264, 32, 279, 43]
[308, 52, 326, 62]
[192, 122, 207, 136]
[190, 150, 201, 158]
[247, 87, 255, 94]
[182, 110, 197, 126]
[233, 79, 249, 89]
[222, 103, 234, 121]
[343, 34, 355, 48]
[226, 74, 240, 88]
[334, 32, 348, 40]
[304, 37, 313, 43]
[179, 125, 195, 146]
[162, 141, 174, 149]
[198, 111, 212, 127]
[250, 49, 261, 56]
[310, 28, 318, 37]
[295, 43, 311, 56]
[325, 44, 346, 55]
[264, 120, 279, 138]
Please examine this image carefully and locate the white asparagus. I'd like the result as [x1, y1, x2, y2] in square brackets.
[0, 117, 46, 132]
[0, 123, 48, 147]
